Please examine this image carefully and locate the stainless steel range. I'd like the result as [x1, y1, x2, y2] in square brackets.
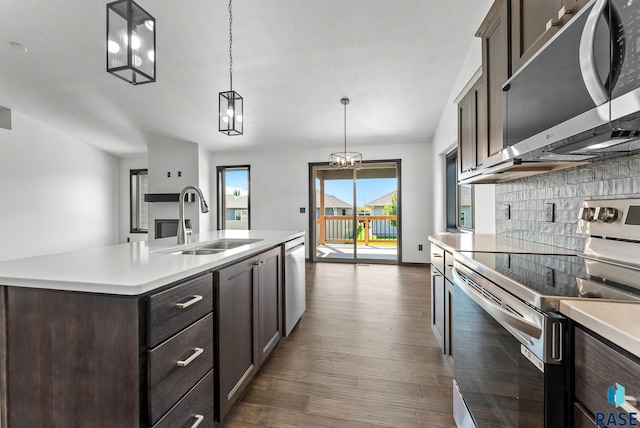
[451, 198, 640, 428]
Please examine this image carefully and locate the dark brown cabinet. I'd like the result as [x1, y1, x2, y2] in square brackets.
[257, 247, 283, 363]
[477, 0, 509, 165]
[458, 77, 483, 175]
[430, 244, 453, 364]
[573, 326, 640, 426]
[215, 246, 282, 422]
[511, 0, 588, 72]
[4, 272, 215, 428]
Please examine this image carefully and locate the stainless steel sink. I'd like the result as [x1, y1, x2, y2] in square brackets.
[198, 238, 262, 250]
[169, 238, 262, 255]
[174, 248, 227, 255]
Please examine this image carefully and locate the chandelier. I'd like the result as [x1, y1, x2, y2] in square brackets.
[106, 0, 156, 85]
[219, 0, 243, 135]
[329, 98, 362, 168]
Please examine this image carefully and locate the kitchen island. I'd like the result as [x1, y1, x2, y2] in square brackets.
[0, 229, 304, 428]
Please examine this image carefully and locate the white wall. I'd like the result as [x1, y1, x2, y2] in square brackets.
[212, 142, 430, 263]
[0, 111, 119, 261]
[147, 139, 213, 239]
[118, 155, 148, 244]
[429, 2, 497, 235]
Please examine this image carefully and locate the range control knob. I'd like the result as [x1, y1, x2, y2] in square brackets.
[581, 207, 597, 222]
[597, 207, 619, 223]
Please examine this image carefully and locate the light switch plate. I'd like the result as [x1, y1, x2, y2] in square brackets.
[545, 203, 555, 222]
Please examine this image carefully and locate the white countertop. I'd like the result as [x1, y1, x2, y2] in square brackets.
[560, 300, 640, 359]
[428, 233, 577, 255]
[0, 230, 304, 295]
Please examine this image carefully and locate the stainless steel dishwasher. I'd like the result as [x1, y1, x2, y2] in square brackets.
[284, 236, 306, 336]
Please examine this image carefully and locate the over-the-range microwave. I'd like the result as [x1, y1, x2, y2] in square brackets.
[504, 0, 640, 162]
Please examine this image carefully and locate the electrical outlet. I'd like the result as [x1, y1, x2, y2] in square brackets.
[505, 204, 511, 219]
[299, 207, 306, 213]
[545, 203, 555, 222]
[545, 267, 555, 287]
[418, 244, 423, 251]
[167, 171, 171, 178]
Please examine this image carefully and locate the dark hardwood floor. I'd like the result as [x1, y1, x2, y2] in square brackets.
[220, 262, 455, 428]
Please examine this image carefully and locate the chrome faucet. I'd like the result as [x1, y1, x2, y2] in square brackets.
[177, 186, 209, 245]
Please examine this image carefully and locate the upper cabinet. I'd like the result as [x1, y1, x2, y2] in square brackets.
[476, 0, 510, 167]
[511, 0, 589, 72]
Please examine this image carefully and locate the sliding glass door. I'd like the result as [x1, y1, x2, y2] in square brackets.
[310, 161, 399, 263]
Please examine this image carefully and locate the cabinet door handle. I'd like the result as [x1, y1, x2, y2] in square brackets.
[190, 414, 205, 428]
[177, 347, 204, 367]
[558, 6, 573, 19]
[176, 295, 203, 309]
[545, 18, 561, 31]
[253, 260, 264, 266]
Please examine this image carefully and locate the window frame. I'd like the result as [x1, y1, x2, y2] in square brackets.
[444, 149, 474, 232]
[130, 169, 149, 234]
[216, 165, 251, 230]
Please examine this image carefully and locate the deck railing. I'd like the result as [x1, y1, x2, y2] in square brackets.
[316, 215, 397, 246]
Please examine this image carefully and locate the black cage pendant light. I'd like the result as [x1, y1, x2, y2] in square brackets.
[106, 0, 156, 85]
[219, 0, 243, 135]
[329, 98, 362, 168]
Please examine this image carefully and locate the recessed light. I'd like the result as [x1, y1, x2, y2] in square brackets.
[9, 42, 28, 53]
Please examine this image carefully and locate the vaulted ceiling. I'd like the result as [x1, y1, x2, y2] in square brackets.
[0, 0, 491, 156]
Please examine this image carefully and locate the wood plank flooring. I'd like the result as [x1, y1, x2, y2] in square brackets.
[220, 262, 455, 428]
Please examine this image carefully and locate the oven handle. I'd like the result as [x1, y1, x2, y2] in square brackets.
[452, 265, 543, 339]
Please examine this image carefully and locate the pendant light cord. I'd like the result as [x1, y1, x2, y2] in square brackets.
[344, 101, 347, 153]
[229, 0, 233, 91]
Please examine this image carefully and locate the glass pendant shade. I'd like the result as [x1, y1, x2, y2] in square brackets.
[107, 0, 156, 85]
[219, 91, 243, 135]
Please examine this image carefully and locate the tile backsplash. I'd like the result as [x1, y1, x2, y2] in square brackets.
[495, 153, 640, 252]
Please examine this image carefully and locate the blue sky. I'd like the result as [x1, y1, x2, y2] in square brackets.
[325, 178, 396, 207]
[226, 169, 396, 207]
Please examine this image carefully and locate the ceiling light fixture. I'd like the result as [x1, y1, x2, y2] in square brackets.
[106, 0, 156, 85]
[219, 0, 243, 135]
[330, 98, 362, 169]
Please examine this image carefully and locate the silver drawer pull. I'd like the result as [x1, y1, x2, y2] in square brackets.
[190, 414, 205, 428]
[176, 294, 203, 309]
[176, 347, 204, 367]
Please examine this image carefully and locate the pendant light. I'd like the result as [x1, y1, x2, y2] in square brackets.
[329, 98, 362, 168]
[106, 0, 156, 85]
[219, 0, 243, 135]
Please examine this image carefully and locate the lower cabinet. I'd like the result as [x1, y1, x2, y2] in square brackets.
[215, 246, 283, 422]
[573, 326, 640, 427]
[430, 244, 453, 364]
[1, 245, 284, 427]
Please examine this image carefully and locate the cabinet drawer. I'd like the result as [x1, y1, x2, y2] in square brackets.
[148, 314, 214, 425]
[153, 370, 215, 428]
[148, 273, 213, 347]
[574, 327, 640, 417]
[431, 244, 444, 275]
[574, 402, 600, 428]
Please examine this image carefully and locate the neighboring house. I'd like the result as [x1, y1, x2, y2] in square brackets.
[365, 191, 397, 239]
[315, 190, 352, 217]
[225, 194, 249, 229]
[459, 185, 472, 228]
[365, 191, 396, 215]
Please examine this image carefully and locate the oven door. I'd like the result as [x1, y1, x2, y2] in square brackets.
[451, 262, 568, 428]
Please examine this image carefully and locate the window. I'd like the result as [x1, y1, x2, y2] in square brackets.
[445, 150, 474, 231]
[217, 166, 250, 230]
[130, 169, 149, 233]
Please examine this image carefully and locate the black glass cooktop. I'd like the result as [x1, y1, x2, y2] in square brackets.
[458, 252, 640, 303]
